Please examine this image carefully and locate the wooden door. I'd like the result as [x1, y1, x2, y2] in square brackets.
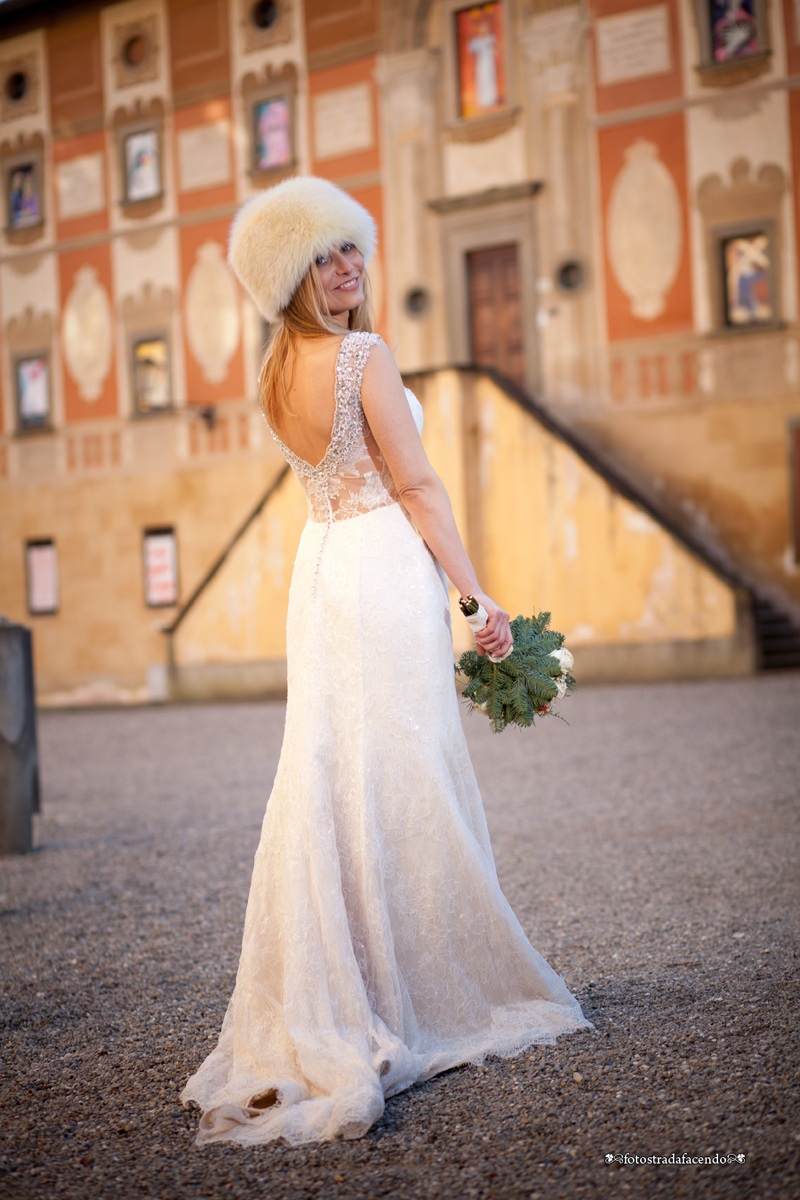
[466, 243, 524, 387]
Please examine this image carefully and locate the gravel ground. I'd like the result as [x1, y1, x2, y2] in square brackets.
[1, 673, 798, 1200]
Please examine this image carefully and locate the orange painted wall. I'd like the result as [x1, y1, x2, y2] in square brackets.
[168, 0, 230, 95]
[52, 131, 109, 242]
[179, 218, 245, 405]
[173, 98, 236, 215]
[598, 113, 693, 342]
[47, 9, 103, 128]
[591, 0, 683, 115]
[58, 244, 118, 422]
[784, 0, 800, 75]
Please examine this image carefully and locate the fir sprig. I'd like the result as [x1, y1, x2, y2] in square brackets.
[456, 612, 576, 733]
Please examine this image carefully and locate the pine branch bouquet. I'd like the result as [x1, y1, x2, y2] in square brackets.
[456, 605, 576, 734]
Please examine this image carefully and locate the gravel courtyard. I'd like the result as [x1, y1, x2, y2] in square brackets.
[1, 673, 798, 1200]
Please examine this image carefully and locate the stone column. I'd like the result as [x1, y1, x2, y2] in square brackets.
[374, 47, 445, 371]
[521, 6, 598, 410]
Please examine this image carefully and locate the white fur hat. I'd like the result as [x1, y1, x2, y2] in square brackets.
[228, 175, 377, 321]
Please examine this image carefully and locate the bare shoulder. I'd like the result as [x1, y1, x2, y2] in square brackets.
[362, 337, 404, 393]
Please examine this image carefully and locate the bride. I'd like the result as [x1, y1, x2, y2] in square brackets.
[180, 176, 591, 1146]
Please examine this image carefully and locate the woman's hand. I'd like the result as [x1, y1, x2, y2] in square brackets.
[472, 592, 513, 659]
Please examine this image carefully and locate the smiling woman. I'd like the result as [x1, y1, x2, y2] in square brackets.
[179, 175, 590, 1148]
[315, 241, 365, 319]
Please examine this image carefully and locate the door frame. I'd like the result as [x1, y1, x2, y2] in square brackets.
[431, 184, 541, 395]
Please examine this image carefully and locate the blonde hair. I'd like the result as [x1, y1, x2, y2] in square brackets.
[258, 262, 374, 430]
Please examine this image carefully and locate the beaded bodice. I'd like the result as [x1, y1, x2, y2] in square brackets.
[269, 332, 414, 525]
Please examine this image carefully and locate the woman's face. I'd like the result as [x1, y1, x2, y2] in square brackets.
[315, 243, 365, 328]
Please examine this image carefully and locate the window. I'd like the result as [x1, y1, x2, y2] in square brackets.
[708, 220, 780, 331]
[718, 226, 776, 328]
[4, 156, 43, 232]
[454, 2, 507, 119]
[246, 69, 298, 183]
[143, 527, 179, 607]
[14, 353, 51, 430]
[122, 126, 161, 204]
[25, 540, 59, 615]
[693, 0, 770, 83]
[131, 335, 171, 414]
[440, 1, 517, 139]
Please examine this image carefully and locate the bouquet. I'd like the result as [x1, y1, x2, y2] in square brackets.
[456, 601, 575, 733]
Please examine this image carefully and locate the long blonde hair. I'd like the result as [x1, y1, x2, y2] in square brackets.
[258, 262, 374, 430]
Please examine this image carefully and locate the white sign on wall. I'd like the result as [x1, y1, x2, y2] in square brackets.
[143, 529, 179, 607]
[313, 83, 373, 161]
[596, 5, 671, 87]
[26, 541, 59, 615]
[178, 121, 232, 192]
[56, 154, 105, 221]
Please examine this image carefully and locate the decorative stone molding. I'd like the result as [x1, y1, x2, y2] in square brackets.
[607, 140, 682, 321]
[6, 305, 53, 354]
[697, 157, 785, 223]
[442, 107, 521, 144]
[0, 50, 40, 122]
[240, 0, 293, 53]
[62, 266, 113, 402]
[121, 281, 174, 333]
[112, 15, 160, 90]
[185, 242, 240, 385]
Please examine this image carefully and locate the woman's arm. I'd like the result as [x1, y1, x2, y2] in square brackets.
[361, 340, 512, 658]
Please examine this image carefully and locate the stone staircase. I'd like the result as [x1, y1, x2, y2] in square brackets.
[752, 596, 800, 670]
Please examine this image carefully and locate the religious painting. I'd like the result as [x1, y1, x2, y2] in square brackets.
[709, 0, 762, 62]
[25, 540, 59, 616]
[143, 527, 179, 607]
[455, 2, 507, 119]
[123, 127, 161, 203]
[15, 354, 50, 429]
[7, 160, 42, 230]
[720, 228, 775, 327]
[132, 336, 170, 413]
[252, 95, 293, 173]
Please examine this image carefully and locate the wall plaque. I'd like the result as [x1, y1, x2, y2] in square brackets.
[178, 121, 231, 192]
[596, 5, 671, 87]
[313, 82, 373, 161]
[56, 153, 105, 221]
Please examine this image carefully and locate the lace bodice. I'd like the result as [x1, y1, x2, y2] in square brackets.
[268, 332, 416, 525]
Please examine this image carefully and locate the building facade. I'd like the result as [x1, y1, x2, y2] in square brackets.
[0, 0, 797, 702]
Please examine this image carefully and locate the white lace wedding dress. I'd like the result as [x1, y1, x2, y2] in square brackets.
[180, 332, 591, 1146]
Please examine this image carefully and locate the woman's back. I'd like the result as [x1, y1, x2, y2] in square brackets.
[271, 334, 344, 467]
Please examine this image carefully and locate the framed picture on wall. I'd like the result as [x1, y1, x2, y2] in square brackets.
[251, 93, 294, 175]
[709, 0, 762, 63]
[6, 159, 42, 230]
[455, 1, 507, 119]
[122, 127, 161, 203]
[718, 226, 777, 328]
[15, 353, 51, 429]
[131, 335, 171, 413]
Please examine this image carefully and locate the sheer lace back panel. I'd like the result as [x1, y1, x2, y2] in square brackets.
[269, 332, 401, 524]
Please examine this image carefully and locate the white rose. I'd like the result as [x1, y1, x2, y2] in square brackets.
[550, 646, 573, 673]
